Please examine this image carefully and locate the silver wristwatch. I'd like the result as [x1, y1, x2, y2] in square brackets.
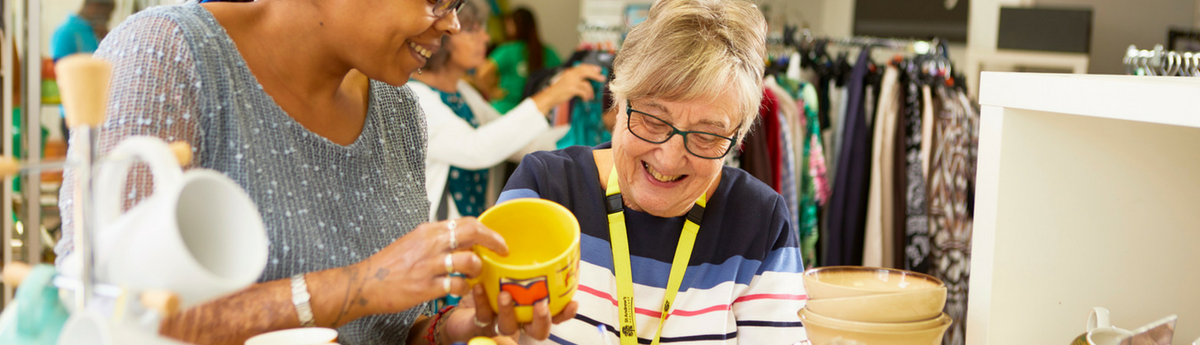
[291, 273, 316, 327]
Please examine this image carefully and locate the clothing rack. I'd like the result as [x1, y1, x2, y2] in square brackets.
[1124, 44, 1200, 76]
[577, 22, 625, 50]
[576, 22, 626, 34]
[787, 27, 940, 56]
[768, 29, 961, 89]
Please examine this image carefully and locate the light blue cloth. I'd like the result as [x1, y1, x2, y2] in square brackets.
[0, 264, 69, 345]
[776, 104, 800, 240]
[56, 4, 433, 344]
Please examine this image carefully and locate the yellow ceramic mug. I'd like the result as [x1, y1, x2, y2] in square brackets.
[474, 198, 581, 323]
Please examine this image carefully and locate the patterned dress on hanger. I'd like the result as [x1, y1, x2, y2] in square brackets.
[927, 85, 979, 345]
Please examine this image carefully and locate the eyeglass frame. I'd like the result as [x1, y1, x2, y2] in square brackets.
[429, 0, 465, 18]
[625, 99, 741, 160]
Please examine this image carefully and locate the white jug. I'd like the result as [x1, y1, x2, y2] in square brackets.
[1071, 307, 1134, 345]
[90, 136, 269, 308]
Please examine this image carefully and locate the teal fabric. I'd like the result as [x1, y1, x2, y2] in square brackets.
[51, 14, 99, 61]
[556, 66, 611, 149]
[435, 88, 488, 217]
[0, 264, 69, 345]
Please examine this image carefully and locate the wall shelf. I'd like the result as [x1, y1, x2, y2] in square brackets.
[967, 72, 1200, 344]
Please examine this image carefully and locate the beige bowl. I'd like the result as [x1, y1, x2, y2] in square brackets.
[804, 286, 947, 323]
[800, 308, 951, 345]
[804, 266, 944, 300]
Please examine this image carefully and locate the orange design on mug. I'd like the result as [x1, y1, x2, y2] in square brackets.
[500, 277, 550, 306]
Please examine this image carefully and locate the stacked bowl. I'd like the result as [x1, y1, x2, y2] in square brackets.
[800, 266, 951, 345]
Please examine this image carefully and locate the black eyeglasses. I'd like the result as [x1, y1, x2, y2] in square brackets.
[626, 100, 739, 160]
[428, 0, 465, 18]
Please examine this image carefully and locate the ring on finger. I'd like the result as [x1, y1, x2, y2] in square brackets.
[447, 220, 459, 250]
[443, 276, 452, 295]
[444, 253, 455, 274]
[473, 315, 489, 328]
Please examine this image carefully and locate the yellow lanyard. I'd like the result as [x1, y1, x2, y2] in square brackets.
[605, 166, 705, 345]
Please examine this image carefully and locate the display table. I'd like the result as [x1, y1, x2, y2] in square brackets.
[966, 72, 1200, 344]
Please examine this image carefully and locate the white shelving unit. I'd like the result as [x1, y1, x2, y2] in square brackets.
[967, 72, 1200, 344]
[963, 49, 1090, 99]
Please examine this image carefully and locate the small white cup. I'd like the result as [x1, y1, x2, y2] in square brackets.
[1081, 307, 1134, 345]
[244, 328, 338, 345]
[91, 136, 269, 308]
[56, 311, 188, 345]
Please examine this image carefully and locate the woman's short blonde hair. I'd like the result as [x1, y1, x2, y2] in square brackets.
[608, 0, 767, 140]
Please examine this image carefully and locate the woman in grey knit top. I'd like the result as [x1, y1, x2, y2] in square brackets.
[55, 0, 574, 344]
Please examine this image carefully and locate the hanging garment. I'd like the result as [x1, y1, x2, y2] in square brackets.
[763, 90, 784, 192]
[740, 90, 775, 187]
[863, 84, 876, 126]
[959, 91, 981, 218]
[891, 79, 910, 267]
[863, 65, 901, 268]
[928, 86, 978, 345]
[802, 83, 831, 206]
[778, 109, 799, 234]
[557, 66, 613, 149]
[816, 65, 833, 132]
[800, 83, 827, 269]
[902, 66, 932, 273]
[920, 85, 935, 176]
[766, 78, 803, 234]
[825, 85, 848, 186]
[824, 47, 873, 267]
[780, 76, 826, 268]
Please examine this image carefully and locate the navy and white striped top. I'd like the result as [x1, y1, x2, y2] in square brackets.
[498, 143, 808, 344]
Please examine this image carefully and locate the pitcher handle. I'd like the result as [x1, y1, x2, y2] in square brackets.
[93, 136, 185, 228]
[1088, 307, 1111, 331]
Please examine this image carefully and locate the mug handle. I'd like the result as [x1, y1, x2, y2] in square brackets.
[93, 136, 184, 228]
[1088, 307, 1111, 331]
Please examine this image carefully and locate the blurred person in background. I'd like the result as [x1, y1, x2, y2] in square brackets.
[51, 0, 115, 138]
[477, 7, 561, 113]
[410, 0, 605, 221]
[51, 0, 115, 61]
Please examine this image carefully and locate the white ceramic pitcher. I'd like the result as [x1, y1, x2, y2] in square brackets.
[1071, 307, 1134, 345]
[90, 136, 269, 308]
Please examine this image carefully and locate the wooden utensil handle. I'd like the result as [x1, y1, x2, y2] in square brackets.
[55, 54, 113, 129]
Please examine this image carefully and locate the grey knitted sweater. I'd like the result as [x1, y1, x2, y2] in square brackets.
[56, 3, 432, 344]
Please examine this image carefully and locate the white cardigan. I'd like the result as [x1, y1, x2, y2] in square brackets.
[409, 80, 569, 221]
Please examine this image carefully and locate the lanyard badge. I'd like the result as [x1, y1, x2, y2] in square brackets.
[604, 166, 706, 345]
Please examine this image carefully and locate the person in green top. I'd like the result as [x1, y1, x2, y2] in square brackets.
[481, 7, 560, 114]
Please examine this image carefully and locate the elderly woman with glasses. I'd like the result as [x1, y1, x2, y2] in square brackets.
[495, 0, 806, 343]
[56, 0, 571, 344]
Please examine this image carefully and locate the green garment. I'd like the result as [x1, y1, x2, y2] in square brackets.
[11, 107, 49, 193]
[488, 41, 560, 114]
[778, 78, 824, 269]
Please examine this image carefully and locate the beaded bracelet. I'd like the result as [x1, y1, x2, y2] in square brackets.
[425, 305, 455, 345]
